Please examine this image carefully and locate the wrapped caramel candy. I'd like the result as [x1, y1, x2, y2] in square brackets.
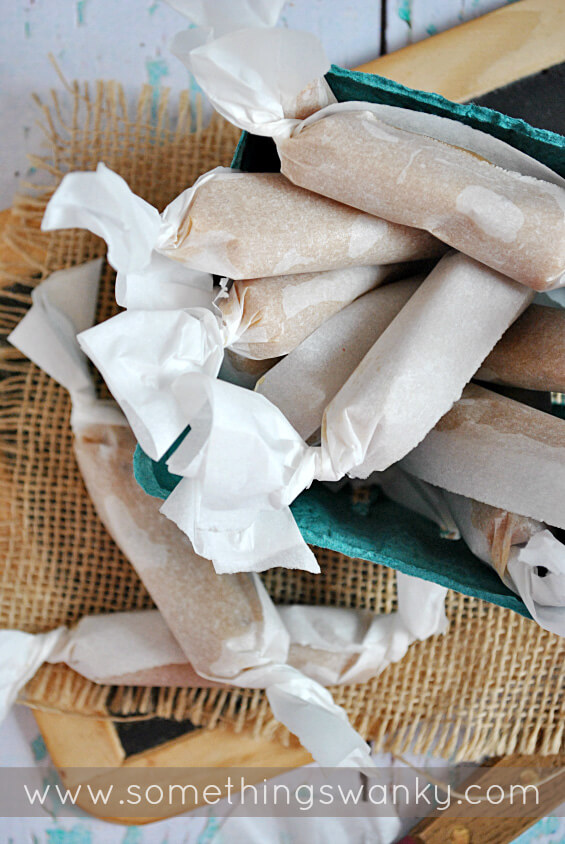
[218, 263, 405, 360]
[440, 490, 565, 637]
[256, 277, 422, 440]
[330, 252, 533, 478]
[43, 164, 444, 284]
[401, 382, 565, 531]
[171, 8, 565, 292]
[477, 304, 565, 392]
[74, 422, 286, 680]
[278, 110, 565, 290]
[372, 468, 565, 636]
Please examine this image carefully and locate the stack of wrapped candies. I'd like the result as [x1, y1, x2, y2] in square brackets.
[4, 0, 565, 778]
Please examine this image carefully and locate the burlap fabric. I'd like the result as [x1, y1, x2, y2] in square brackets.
[0, 80, 563, 761]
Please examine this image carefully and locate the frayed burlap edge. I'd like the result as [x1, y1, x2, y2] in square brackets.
[0, 79, 563, 762]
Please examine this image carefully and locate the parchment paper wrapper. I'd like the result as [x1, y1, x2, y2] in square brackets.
[476, 304, 565, 392]
[401, 382, 565, 531]
[218, 263, 406, 360]
[48, 611, 203, 687]
[170, 2, 565, 290]
[256, 277, 422, 441]
[153, 252, 531, 572]
[256, 270, 550, 445]
[325, 251, 533, 478]
[7, 259, 125, 434]
[43, 164, 443, 283]
[221, 349, 280, 387]
[438, 491, 565, 637]
[1, 578, 449, 694]
[7, 263, 447, 771]
[41, 164, 214, 310]
[279, 108, 565, 290]
[369, 468, 565, 636]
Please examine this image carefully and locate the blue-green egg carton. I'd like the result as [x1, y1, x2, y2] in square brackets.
[135, 66, 565, 620]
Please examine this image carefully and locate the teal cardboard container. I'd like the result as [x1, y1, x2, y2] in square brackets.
[134, 67, 565, 620]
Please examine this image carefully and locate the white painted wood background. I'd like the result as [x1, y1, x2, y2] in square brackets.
[0, 0, 513, 209]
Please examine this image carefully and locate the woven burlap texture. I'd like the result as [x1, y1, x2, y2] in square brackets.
[0, 79, 563, 762]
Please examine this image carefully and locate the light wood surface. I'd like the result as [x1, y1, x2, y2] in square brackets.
[358, 0, 565, 102]
[34, 709, 312, 824]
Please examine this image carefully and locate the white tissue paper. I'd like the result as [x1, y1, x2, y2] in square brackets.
[48, 611, 190, 682]
[41, 162, 215, 309]
[7, 259, 125, 433]
[166, 0, 286, 38]
[79, 307, 224, 461]
[510, 531, 565, 637]
[0, 628, 66, 722]
[162, 372, 325, 573]
[171, 25, 330, 139]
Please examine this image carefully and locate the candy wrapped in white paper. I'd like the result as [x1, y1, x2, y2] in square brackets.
[475, 303, 565, 392]
[0, 628, 67, 722]
[160, 252, 531, 572]
[13, 589, 448, 690]
[44, 164, 443, 286]
[279, 108, 565, 290]
[256, 277, 422, 440]
[7, 264, 447, 772]
[401, 382, 565, 532]
[370, 467, 565, 636]
[170, 1, 565, 290]
[339, 252, 532, 479]
[218, 263, 405, 361]
[162, 371, 325, 573]
[1, 566, 447, 771]
[439, 490, 565, 637]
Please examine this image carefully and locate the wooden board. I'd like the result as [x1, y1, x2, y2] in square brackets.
[33, 709, 311, 824]
[360, 0, 565, 103]
[398, 754, 565, 844]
